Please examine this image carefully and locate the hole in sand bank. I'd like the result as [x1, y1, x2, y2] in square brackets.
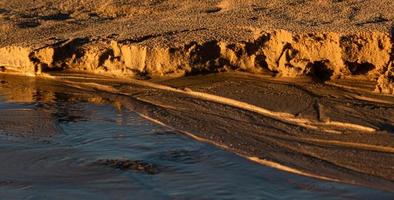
[187, 41, 222, 75]
[306, 61, 334, 82]
[192, 41, 221, 63]
[98, 49, 115, 67]
[346, 61, 375, 75]
[40, 38, 90, 70]
[0, 66, 6, 72]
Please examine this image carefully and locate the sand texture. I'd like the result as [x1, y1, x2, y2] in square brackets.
[2, 72, 394, 191]
[0, 0, 393, 93]
[0, 0, 394, 191]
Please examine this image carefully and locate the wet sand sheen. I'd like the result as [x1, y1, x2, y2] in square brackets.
[49, 72, 394, 190]
[1, 73, 393, 195]
[0, 76, 392, 199]
[2, 75, 394, 199]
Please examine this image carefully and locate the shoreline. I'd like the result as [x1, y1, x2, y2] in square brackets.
[2, 72, 393, 191]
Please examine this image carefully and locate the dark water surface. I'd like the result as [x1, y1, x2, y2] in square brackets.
[0, 75, 393, 199]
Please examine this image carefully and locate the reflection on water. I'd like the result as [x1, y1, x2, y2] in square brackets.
[0, 74, 393, 199]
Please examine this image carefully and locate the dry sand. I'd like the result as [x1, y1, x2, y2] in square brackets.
[0, 0, 394, 191]
[0, 0, 393, 93]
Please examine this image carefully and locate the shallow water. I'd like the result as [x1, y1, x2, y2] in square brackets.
[0, 75, 393, 199]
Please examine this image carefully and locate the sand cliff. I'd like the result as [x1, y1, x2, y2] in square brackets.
[0, 0, 393, 93]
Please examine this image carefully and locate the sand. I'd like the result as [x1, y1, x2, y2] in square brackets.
[0, 0, 394, 190]
[1, 72, 394, 191]
[0, 0, 393, 93]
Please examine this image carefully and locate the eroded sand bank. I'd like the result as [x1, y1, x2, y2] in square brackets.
[0, 0, 393, 93]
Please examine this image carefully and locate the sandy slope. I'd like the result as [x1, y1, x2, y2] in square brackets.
[1, 0, 393, 46]
[0, 0, 393, 93]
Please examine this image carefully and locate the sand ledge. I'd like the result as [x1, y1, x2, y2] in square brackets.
[0, 30, 393, 94]
[1, 0, 394, 93]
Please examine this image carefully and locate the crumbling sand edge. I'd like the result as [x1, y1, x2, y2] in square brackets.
[0, 29, 393, 94]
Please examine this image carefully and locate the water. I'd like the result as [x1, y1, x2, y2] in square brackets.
[0, 75, 393, 199]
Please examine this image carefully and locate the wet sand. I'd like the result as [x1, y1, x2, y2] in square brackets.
[2, 74, 393, 199]
[2, 72, 392, 191]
